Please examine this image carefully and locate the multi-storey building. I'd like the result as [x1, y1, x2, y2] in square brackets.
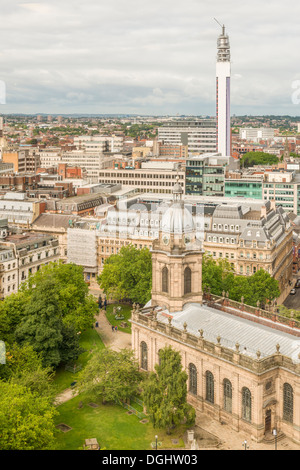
[45, 192, 106, 217]
[225, 178, 263, 199]
[2, 148, 40, 173]
[73, 135, 124, 153]
[98, 163, 185, 194]
[157, 119, 217, 155]
[60, 151, 116, 182]
[185, 153, 238, 196]
[225, 170, 300, 215]
[239, 127, 275, 142]
[204, 200, 293, 303]
[0, 231, 60, 299]
[0, 192, 46, 225]
[31, 213, 79, 262]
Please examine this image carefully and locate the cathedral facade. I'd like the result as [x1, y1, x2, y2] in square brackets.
[131, 182, 300, 445]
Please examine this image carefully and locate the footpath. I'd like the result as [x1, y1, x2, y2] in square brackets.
[55, 303, 131, 406]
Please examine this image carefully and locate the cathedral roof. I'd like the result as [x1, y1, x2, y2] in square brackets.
[150, 302, 300, 363]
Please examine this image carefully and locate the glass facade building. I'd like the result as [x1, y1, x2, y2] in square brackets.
[186, 158, 225, 196]
[225, 180, 263, 199]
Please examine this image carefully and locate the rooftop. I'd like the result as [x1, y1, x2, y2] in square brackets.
[153, 302, 300, 363]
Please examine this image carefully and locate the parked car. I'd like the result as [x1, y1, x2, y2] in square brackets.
[290, 288, 296, 295]
[295, 280, 300, 288]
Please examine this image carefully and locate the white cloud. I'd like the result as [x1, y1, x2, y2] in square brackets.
[0, 0, 300, 114]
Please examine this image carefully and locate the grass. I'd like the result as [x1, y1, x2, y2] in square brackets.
[105, 303, 132, 333]
[53, 328, 105, 394]
[54, 393, 187, 451]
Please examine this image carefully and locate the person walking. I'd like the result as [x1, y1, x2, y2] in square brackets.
[112, 325, 115, 332]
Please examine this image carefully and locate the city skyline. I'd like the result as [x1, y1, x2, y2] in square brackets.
[1, 0, 300, 116]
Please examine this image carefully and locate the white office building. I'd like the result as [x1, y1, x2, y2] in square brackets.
[157, 120, 217, 154]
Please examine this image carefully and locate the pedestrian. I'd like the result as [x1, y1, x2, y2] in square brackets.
[115, 326, 117, 332]
[112, 325, 115, 332]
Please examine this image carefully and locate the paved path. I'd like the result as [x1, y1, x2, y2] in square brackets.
[94, 308, 132, 351]
[55, 304, 132, 406]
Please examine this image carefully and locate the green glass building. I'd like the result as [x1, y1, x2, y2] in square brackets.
[224, 179, 263, 199]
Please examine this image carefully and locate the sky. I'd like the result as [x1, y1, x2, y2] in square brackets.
[1, 0, 300, 116]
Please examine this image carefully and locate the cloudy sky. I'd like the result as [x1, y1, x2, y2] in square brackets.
[1, 0, 300, 116]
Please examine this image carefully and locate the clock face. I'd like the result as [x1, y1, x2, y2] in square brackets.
[184, 235, 191, 245]
[163, 235, 169, 245]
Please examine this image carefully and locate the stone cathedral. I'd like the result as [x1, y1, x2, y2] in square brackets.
[131, 181, 300, 445]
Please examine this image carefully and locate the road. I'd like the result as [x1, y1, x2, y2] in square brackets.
[284, 278, 300, 310]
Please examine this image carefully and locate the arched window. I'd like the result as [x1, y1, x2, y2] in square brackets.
[162, 266, 168, 293]
[189, 363, 197, 395]
[283, 383, 293, 423]
[140, 341, 148, 370]
[184, 267, 192, 295]
[242, 387, 251, 422]
[223, 379, 232, 413]
[157, 349, 162, 367]
[206, 371, 214, 403]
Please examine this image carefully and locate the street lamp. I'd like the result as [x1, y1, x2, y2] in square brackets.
[242, 440, 249, 450]
[272, 428, 277, 450]
[155, 435, 158, 450]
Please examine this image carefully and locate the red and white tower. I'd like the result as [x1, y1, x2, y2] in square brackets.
[216, 24, 231, 156]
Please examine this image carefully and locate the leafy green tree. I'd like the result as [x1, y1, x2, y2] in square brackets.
[0, 292, 29, 345]
[142, 346, 196, 434]
[240, 151, 278, 168]
[202, 254, 234, 296]
[77, 348, 141, 404]
[248, 269, 280, 306]
[15, 277, 83, 368]
[98, 245, 152, 305]
[0, 381, 57, 450]
[14, 278, 64, 368]
[202, 255, 280, 307]
[0, 343, 55, 400]
[22, 262, 97, 332]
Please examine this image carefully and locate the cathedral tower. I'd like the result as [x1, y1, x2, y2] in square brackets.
[151, 178, 204, 312]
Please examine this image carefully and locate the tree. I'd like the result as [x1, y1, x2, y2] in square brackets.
[98, 245, 152, 306]
[22, 262, 98, 332]
[0, 381, 57, 450]
[0, 343, 55, 401]
[0, 263, 94, 370]
[0, 292, 29, 345]
[202, 254, 234, 296]
[248, 269, 280, 306]
[142, 346, 196, 434]
[15, 277, 82, 368]
[77, 348, 141, 404]
[240, 151, 278, 168]
[14, 278, 64, 368]
[202, 255, 280, 307]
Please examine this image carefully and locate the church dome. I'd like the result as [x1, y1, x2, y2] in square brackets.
[161, 201, 194, 234]
[160, 177, 195, 235]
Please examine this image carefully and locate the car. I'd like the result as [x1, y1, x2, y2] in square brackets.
[290, 288, 296, 295]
